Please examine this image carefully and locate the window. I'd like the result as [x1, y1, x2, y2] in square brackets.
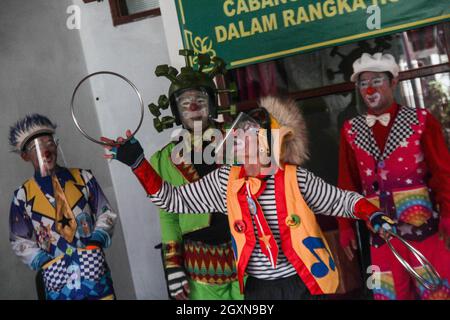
[231, 22, 450, 146]
[109, 0, 160, 26]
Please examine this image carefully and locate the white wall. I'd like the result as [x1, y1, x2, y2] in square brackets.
[159, 0, 185, 69]
[0, 0, 134, 300]
[0, 0, 184, 299]
[74, 0, 175, 299]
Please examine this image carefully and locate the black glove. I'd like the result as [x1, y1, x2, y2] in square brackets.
[113, 137, 144, 169]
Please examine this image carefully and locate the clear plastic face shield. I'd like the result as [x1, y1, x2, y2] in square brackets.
[22, 134, 65, 177]
[217, 109, 276, 168]
[175, 88, 211, 131]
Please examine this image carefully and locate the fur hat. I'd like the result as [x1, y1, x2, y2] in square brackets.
[9, 114, 57, 152]
[259, 96, 309, 166]
[351, 52, 399, 82]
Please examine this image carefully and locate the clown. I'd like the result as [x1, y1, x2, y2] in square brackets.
[104, 96, 396, 299]
[337, 52, 450, 300]
[131, 51, 242, 300]
[8, 114, 117, 300]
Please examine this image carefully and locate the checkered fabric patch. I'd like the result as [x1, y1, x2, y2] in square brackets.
[42, 258, 69, 292]
[351, 116, 381, 159]
[381, 107, 418, 161]
[350, 106, 418, 161]
[79, 249, 106, 281]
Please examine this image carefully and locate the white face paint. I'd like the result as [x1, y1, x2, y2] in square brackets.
[176, 89, 210, 131]
[365, 92, 381, 109]
[358, 72, 397, 113]
[180, 107, 209, 130]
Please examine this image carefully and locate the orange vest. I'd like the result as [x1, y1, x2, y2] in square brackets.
[226, 165, 339, 294]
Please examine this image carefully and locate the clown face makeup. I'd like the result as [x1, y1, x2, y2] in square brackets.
[175, 89, 211, 131]
[22, 135, 59, 177]
[358, 72, 397, 113]
[217, 112, 262, 166]
[365, 91, 382, 109]
[217, 109, 292, 175]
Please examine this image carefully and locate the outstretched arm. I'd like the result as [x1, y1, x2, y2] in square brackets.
[133, 159, 226, 214]
[298, 167, 373, 219]
[101, 131, 227, 215]
[297, 167, 395, 235]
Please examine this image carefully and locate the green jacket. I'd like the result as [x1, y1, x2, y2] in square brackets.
[150, 142, 211, 243]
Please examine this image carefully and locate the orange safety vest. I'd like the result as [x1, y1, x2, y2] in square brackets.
[226, 165, 339, 294]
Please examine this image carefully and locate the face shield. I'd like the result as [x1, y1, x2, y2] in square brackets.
[23, 134, 64, 177]
[217, 108, 274, 167]
[174, 88, 211, 131]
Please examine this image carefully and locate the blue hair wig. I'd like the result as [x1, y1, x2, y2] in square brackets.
[9, 114, 57, 152]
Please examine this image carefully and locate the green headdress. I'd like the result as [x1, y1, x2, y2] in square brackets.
[148, 50, 237, 132]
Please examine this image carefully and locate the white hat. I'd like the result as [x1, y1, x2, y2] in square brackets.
[351, 52, 400, 82]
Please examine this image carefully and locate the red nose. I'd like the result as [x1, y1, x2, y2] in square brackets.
[366, 87, 376, 95]
[189, 102, 199, 111]
[44, 150, 51, 159]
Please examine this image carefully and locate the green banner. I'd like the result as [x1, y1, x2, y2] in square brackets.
[175, 0, 450, 68]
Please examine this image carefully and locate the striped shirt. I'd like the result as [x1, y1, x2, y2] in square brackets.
[150, 165, 362, 280]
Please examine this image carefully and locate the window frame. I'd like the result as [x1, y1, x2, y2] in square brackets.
[236, 22, 450, 111]
[108, 0, 161, 27]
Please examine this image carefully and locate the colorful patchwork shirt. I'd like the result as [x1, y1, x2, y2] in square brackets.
[9, 167, 117, 271]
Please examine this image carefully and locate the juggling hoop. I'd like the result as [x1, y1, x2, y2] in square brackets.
[385, 230, 443, 291]
[70, 71, 144, 146]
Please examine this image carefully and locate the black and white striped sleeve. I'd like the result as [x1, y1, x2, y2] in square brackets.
[149, 167, 228, 214]
[297, 167, 362, 218]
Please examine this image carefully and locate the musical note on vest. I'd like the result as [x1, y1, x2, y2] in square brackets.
[302, 237, 336, 278]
